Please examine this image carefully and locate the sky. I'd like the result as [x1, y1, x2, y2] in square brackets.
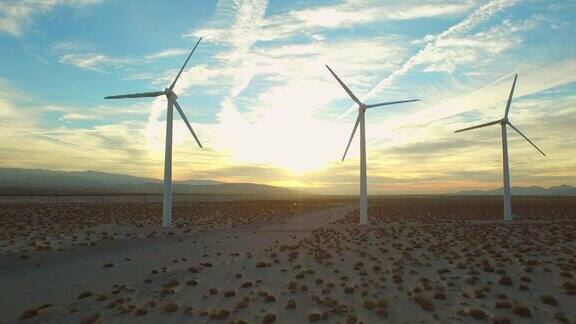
[0, 0, 575, 194]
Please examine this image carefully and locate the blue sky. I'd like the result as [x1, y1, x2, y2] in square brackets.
[1, 0, 575, 193]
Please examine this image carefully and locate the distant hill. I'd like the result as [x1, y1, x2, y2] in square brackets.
[455, 184, 576, 196]
[0, 168, 300, 196]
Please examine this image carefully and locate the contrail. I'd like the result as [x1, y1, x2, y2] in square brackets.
[366, 69, 522, 146]
[335, 0, 519, 122]
[9, 129, 101, 136]
[457, 68, 522, 102]
[1, 124, 79, 146]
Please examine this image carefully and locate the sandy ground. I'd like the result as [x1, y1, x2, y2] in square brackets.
[0, 197, 574, 323]
[0, 200, 345, 253]
[0, 205, 351, 323]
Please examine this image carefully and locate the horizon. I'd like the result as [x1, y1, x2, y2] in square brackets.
[1, 166, 575, 196]
[1, 0, 575, 195]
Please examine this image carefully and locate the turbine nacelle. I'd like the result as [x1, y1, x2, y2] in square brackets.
[103, 37, 205, 228]
[454, 74, 545, 157]
[324, 65, 419, 161]
[104, 37, 203, 149]
[165, 88, 178, 100]
[324, 64, 419, 226]
[454, 73, 546, 222]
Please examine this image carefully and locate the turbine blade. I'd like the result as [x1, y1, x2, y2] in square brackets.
[169, 37, 202, 91]
[342, 113, 361, 161]
[504, 74, 518, 118]
[171, 99, 203, 148]
[454, 119, 501, 133]
[104, 91, 165, 99]
[365, 99, 420, 109]
[325, 65, 361, 105]
[508, 122, 546, 157]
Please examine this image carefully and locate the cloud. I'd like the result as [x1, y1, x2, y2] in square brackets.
[185, 0, 474, 99]
[345, 0, 519, 118]
[0, 0, 104, 37]
[54, 43, 204, 76]
[190, 1, 475, 44]
[189, 35, 411, 173]
[0, 77, 226, 179]
[3, 0, 574, 194]
[53, 41, 134, 72]
[262, 0, 474, 41]
[145, 49, 189, 61]
[421, 17, 541, 73]
[59, 53, 131, 72]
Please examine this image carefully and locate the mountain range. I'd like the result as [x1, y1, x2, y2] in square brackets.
[455, 185, 576, 196]
[1, 167, 573, 197]
[0, 168, 302, 196]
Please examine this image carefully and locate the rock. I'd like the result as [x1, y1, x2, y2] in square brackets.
[433, 292, 446, 300]
[495, 301, 511, 309]
[285, 299, 296, 309]
[264, 295, 277, 303]
[135, 308, 148, 316]
[164, 302, 178, 313]
[377, 299, 388, 308]
[413, 296, 433, 312]
[554, 312, 569, 323]
[375, 308, 388, 319]
[78, 291, 93, 299]
[499, 275, 513, 286]
[539, 294, 558, 305]
[513, 306, 531, 318]
[309, 313, 322, 322]
[215, 309, 230, 319]
[19, 309, 39, 320]
[262, 313, 276, 323]
[80, 313, 101, 324]
[363, 300, 375, 310]
[236, 301, 248, 309]
[469, 309, 487, 320]
[491, 315, 512, 324]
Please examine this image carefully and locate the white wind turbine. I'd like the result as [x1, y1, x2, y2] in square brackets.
[326, 65, 419, 225]
[105, 37, 204, 227]
[455, 74, 546, 221]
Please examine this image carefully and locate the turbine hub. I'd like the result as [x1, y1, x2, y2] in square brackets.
[165, 88, 178, 100]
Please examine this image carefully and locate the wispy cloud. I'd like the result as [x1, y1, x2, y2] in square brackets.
[55, 43, 196, 74]
[59, 53, 131, 72]
[340, 0, 520, 120]
[189, 0, 475, 44]
[0, 0, 104, 37]
[2, 0, 574, 193]
[420, 17, 540, 73]
[144, 49, 189, 61]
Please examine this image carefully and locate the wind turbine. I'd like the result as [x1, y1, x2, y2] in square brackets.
[105, 37, 204, 228]
[455, 74, 546, 221]
[325, 65, 419, 226]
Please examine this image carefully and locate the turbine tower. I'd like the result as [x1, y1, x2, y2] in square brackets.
[455, 74, 546, 221]
[325, 65, 419, 225]
[105, 37, 204, 227]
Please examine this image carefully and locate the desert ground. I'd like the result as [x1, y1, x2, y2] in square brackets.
[0, 196, 575, 323]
